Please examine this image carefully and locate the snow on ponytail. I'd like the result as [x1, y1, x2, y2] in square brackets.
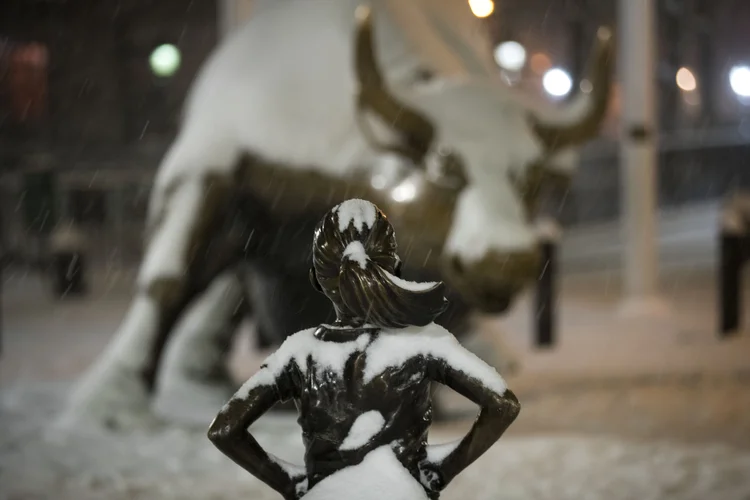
[312, 199, 448, 328]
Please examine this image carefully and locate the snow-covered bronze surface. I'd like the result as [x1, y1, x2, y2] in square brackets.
[208, 200, 520, 499]
[59, 0, 612, 430]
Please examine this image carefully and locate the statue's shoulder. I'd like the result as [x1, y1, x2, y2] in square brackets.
[362, 323, 458, 381]
[265, 327, 318, 371]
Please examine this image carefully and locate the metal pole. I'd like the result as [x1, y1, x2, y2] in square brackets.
[719, 230, 742, 336]
[719, 204, 746, 337]
[618, 0, 663, 315]
[0, 252, 3, 357]
[535, 240, 557, 348]
[535, 219, 561, 348]
[0, 214, 4, 357]
[218, 0, 254, 38]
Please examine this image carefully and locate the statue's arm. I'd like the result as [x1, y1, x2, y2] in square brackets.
[207, 363, 304, 500]
[424, 353, 520, 490]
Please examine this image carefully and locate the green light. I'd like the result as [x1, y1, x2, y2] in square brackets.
[149, 44, 181, 77]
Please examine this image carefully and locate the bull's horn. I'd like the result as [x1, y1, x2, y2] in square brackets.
[531, 26, 615, 151]
[354, 5, 436, 165]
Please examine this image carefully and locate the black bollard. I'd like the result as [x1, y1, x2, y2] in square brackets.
[535, 220, 560, 348]
[718, 209, 746, 337]
[52, 250, 86, 298]
[0, 253, 3, 357]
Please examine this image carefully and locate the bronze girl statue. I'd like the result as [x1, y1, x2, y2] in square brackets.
[208, 199, 520, 500]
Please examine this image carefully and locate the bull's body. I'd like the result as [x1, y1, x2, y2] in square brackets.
[57, 0, 613, 428]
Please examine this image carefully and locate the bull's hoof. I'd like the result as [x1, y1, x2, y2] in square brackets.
[153, 375, 237, 427]
[55, 365, 160, 432]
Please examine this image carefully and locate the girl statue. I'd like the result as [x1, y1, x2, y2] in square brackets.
[207, 199, 520, 500]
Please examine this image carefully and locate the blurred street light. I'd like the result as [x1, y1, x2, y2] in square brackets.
[391, 179, 417, 203]
[149, 44, 181, 77]
[530, 52, 552, 75]
[543, 68, 573, 97]
[729, 65, 750, 98]
[494, 41, 526, 72]
[675, 67, 697, 92]
[468, 0, 494, 18]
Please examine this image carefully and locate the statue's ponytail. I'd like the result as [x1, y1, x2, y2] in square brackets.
[312, 199, 448, 328]
[338, 248, 447, 328]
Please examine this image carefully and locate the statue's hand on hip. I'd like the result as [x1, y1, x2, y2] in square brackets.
[285, 474, 308, 500]
[418, 459, 445, 494]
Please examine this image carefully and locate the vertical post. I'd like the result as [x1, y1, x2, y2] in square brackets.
[618, 0, 665, 316]
[218, 0, 254, 38]
[535, 219, 561, 348]
[695, 0, 716, 126]
[661, 1, 680, 131]
[0, 253, 3, 357]
[0, 212, 4, 357]
[719, 206, 745, 337]
[109, 185, 125, 267]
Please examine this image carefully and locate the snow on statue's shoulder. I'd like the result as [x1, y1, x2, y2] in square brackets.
[363, 323, 507, 396]
[232, 326, 375, 406]
[334, 199, 377, 233]
[231, 328, 317, 402]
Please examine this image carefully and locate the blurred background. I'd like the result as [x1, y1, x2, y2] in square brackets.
[1, 0, 749, 499]
[1, 0, 749, 262]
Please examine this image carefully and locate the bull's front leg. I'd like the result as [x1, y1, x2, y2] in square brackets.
[56, 174, 238, 431]
[152, 269, 250, 426]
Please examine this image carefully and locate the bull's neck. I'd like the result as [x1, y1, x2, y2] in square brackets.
[235, 153, 458, 274]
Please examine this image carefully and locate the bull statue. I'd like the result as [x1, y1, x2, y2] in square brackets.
[58, 0, 613, 429]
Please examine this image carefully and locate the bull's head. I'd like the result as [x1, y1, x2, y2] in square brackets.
[353, 6, 614, 313]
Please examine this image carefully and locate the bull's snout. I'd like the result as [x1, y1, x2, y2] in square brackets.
[442, 249, 541, 314]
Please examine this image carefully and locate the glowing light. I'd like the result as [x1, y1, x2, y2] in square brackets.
[494, 41, 526, 72]
[676, 67, 697, 92]
[468, 0, 494, 18]
[530, 53, 552, 75]
[729, 65, 750, 97]
[542, 68, 573, 97]
[391, 180, 417, 203]
[370, 174, 387, 190]
[149, 44, 181, 77]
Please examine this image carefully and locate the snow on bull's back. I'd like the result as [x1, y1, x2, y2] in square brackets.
[363, 323, 508, 395]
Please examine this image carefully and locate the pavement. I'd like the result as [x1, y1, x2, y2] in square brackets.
[2, 233, 750, 499]
[2, 256, 749, 447]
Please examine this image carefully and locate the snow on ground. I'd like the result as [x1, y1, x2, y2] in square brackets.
[2, 259, 750, 499]
[2, 382, 750, 500]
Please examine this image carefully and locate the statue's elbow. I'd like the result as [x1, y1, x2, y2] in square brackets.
[489, 388, 521, 422]
[207, 418, 235, 447]
[506, 396, 521, 422]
